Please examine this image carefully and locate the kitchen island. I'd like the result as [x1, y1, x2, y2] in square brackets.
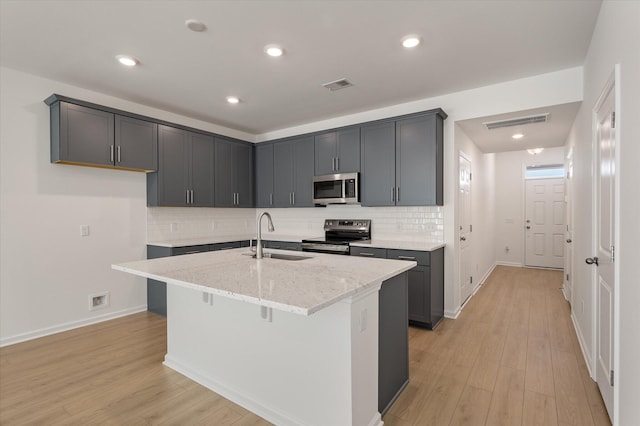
[113, 248, 415, 426]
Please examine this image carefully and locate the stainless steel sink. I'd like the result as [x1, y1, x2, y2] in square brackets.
[244, 252, 311, 261]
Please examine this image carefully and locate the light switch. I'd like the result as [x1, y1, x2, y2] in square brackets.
[80, 225, 90, 237]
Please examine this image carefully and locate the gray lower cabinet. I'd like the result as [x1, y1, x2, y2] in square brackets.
[387, 247, 444, 329]
[379, 272, 409, 415]
[147, 125, 214, 207]
[214, 138, 254, 207]
[314, 127, 360, 175]
[255, 143, 275, 208]
[360, 110, 446, 206]
[147, 241, 246, 316]
[47, 100, 158, 171]
[273, 136, 315, 207]
[352, 246, 445, 330]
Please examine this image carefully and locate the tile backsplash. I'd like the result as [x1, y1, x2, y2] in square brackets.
[147, 205, 443, 243]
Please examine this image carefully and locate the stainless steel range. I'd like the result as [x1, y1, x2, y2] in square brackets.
[301, 219, 371, 255]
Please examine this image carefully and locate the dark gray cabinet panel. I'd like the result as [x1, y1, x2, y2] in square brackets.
[114, 115, 158, 171]
[360, 122, 396, 206]
[407, 266, 429, 324]
[272, 137, 314, 207]
[215, 138, 254, 207]
[396, 114, 442, 206]
[54, 102, 114, 167]
[148, 125, 214, 207]
[255, 143, 274, 208]
[379, 272, 409, 415]
[209, 241, 242, 251]
[49, 100, 158, 172]
[314, 128, 360, 175]
[265, 241, 302, 251]
[292, 136, 315, 207]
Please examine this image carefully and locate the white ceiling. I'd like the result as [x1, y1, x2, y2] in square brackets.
[0, 0, 601, 144]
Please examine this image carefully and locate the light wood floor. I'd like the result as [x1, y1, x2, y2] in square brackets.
[0, 266, 610, 425]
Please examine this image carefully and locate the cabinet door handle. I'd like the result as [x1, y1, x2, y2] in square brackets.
[336, 157, 339, 171]
[117, 146, 121, 163]
[190, 190, 194, 205]
[182, 250, 201, 255]
[219, 246, 234, 250]
[398, 255, 416, 260]
[358, 252, 375, 257]
[292, 192, 295, 205]
[237, 192, 240, 205]
[110, 145, 115, 162]
[392, 187, 396, 202]
[186, 190, 190, 205]
[397, 187, 400, 202]
[270, 193, 273, 206]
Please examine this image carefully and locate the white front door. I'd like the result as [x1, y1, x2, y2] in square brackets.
[525, 178, 565, 268]
[593, 77, 616, 421]
[459, 153, 473, 304]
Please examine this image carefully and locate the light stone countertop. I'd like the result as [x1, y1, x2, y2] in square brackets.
[113, 248, 415, 316]
[349, 239, 445, 252]
[147, 234, 321, 248]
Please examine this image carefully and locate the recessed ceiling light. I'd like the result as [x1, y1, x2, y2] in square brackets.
[401, 35, 421, 48]
[226, 96, 240, 104]
[185, 19, 207, 32]
[512, 133, 524, 140]
[264, 44, 284, 57]
[527, 148, 544, 155]
[116, 55, 139, 67]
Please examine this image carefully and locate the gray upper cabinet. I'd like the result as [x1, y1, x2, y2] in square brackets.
[214, 138, 254, 207]
[314, 127, 360, 175]
[115, 115, 158, 171]
[395, 114, 443, 206]
[361, 110, 445, 207]
[273, 136, 315, 207]
[255, 143, 274, 208]
[47, 100, 157, 172]
[360, 121, 397, 206]
[147, 125, 214, 207]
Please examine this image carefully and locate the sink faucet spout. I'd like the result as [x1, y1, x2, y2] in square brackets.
[256, 212, 275, 259]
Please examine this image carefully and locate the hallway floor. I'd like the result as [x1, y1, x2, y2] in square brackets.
[384, 266, 611, 426]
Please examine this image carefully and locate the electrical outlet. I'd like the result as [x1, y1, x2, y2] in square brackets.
[89, 292, 109, 311]
[360, 308, 368, 332]
[211, 221, 216, 230]
[170, 223, 178, 232]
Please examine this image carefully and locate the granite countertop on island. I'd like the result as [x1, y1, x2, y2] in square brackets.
[113, 248, 415, 316]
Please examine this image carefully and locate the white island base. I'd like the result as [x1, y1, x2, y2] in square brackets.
[165, 282, 383, 426]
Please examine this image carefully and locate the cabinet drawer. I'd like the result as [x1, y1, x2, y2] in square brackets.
[387, 249, 429, 266]
[209, 241, 242, 251]
[350, 247, 387, 259]
[171, 245, 210, 256]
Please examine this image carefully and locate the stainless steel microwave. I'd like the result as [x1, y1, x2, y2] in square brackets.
[313, 173, 359, 205]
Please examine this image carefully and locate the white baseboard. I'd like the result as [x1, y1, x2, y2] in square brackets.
[495, 261, 523, 267]
[0, 305, 148, 347]
[571, 311, 594, 378]
[445, 308, 461, 319]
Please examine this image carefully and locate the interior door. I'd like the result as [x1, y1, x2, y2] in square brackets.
[593, 79, 616, 420]
[564, 154, 573, 303]
[524, 178, 565, 268]
[459, 154, 473, 304]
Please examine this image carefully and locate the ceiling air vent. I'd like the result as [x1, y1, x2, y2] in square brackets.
[483, 113, 549, 130]
[322, 78, 353, 91]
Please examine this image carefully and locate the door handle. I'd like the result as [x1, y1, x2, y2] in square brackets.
[585, 257, 599, 266]
[460, 236, 466, 241]
[526, 226, 531, 229]
[566, 239, 572, 243]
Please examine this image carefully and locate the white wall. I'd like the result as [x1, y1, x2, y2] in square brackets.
[493, 147, 565, 266]
[455, 125, 496, 301]
[564, 2, 640, 424]
[0, 67, 250, 346]
[257, 67, 583, 317]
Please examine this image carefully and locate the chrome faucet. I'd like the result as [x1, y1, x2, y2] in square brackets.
[256, 211, 275, 259]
